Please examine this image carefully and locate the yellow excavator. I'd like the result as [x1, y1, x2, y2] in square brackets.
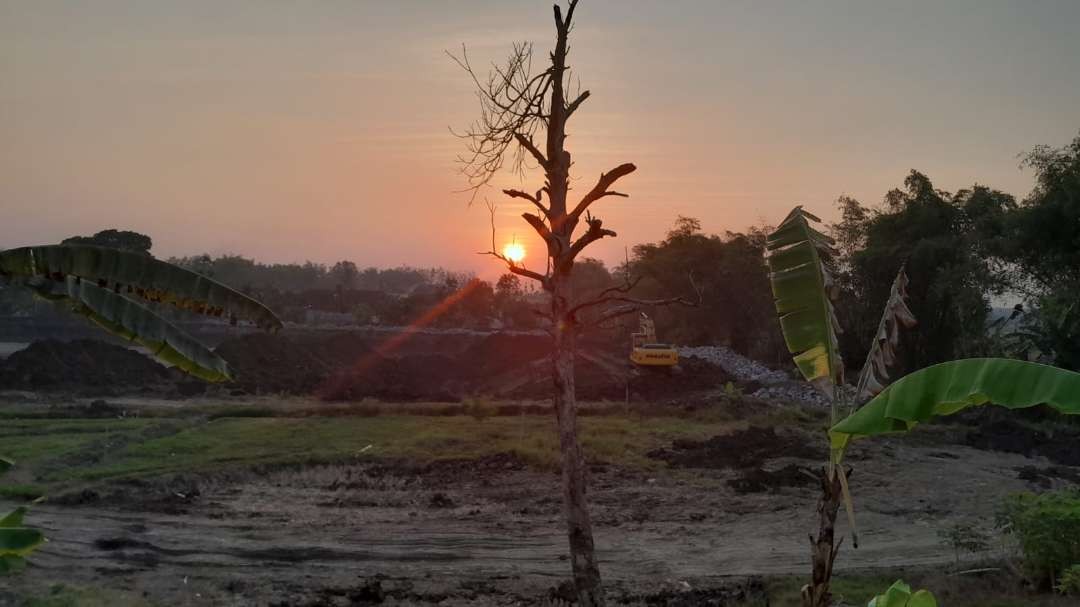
[629, 313, 679, 367]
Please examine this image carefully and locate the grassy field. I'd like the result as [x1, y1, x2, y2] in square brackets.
[0, 400, 781, 496]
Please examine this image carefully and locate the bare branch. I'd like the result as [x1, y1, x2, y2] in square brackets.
[514, 133, 548, 168]
[570, 270, 702, 326]
[568, 163, 637, 220]
[522, 210, 553, 238]
[478, 201, 552, 291]
[566, 90, 590, 116]
[502, 188, 549, 217]
[565, 212, 616, 263]
[449, 42, 555, 199]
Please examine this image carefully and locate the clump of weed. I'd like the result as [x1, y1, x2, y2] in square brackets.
[1057, 564, 1080, 596]
[937, 521, 991, 566]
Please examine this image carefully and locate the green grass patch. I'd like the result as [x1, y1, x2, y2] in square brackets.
[0, 483, 45, 500]
[3, 413, 739, 489]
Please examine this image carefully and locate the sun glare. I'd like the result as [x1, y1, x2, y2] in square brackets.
[502, 242, 526, 264]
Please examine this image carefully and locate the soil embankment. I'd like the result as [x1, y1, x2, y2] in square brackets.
[0, 330, 739, 402]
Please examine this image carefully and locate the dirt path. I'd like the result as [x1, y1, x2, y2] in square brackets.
[7, 429, 1069, 606]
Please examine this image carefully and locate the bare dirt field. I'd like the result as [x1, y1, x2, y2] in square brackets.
[4, 392, 1079, 606]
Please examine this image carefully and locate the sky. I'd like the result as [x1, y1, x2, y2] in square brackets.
[3, 1, 1079, 279]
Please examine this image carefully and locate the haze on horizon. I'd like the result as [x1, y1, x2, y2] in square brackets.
[3, 0, 1079, 277]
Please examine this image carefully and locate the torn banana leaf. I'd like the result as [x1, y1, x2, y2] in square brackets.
[26, 276, 233, 382]
[0, 245, 282, 331]
[854, 265, 917, 401]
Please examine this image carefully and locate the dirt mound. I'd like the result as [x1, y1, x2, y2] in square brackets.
[617, 579, 767, 606]
[728, 464, 815, 494]
[0, 339, 178, 393]
[648, 426, 824, 469]
[460, 332, 550, 379]
[628, 356, 735, 401]
[216, 333, 339, 393]
[220, 330, 629, 401]
[1015, 465, 1080, 489]
[3, 329, 737, 402]
[318, 353, 467, 401]
[965, 419, 1080, 466]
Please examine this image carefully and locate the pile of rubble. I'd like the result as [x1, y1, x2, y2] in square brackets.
[677, 346, 790, 383]
[677, 345, 829, 406]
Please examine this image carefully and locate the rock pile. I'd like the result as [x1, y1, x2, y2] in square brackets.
[677, 345, 829, 406]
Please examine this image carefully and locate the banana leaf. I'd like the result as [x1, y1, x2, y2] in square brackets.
[0, 245, 281, 331]
[23, 276, 233, 382]
[0, 507, 27, 528]
[831, 358, 1080, 451]
[766, 207, 843, 399]
[0, 457, 11, 475]
[867, 580, 937, 607]
[0, 527, 44, 558]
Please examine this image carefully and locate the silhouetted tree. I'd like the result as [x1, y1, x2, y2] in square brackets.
[62, 229, 153, 255]
[1000, 132, 1080, 369]
[830, 171, 1009, 372]
[329, 260, 360, 290]
[452, 2, 691, 603]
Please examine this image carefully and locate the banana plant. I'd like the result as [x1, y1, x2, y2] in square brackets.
[867, 580, 937, 607]
[0, 244, 282, 381]
[0, 458, 44, 575]
[766, 207, 917, 607]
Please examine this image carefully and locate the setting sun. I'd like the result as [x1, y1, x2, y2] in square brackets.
[502, 242, 526, 264]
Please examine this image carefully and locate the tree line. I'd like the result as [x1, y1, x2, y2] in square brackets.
[628, 131, 1080, 375]
[3, 132, 1077, 368]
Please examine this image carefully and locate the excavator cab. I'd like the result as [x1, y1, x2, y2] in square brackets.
[629, 313, 679, 367]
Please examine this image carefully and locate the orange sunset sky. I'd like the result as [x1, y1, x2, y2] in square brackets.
[3, 1, 1079, 279]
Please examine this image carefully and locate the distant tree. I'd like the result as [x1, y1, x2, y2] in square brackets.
[329, 261, 360, 290]
[999, 132, 1080, 369]
[452, 2, 691, 602]
[62, 229, 152, 255]
[832, 171, 1009, 372]
[495, 273, 524, 301]
[628, 218, 782, 360]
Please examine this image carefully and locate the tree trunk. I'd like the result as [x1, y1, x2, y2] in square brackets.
[801, 466, 845, 607]
[551, 274, 604, 607]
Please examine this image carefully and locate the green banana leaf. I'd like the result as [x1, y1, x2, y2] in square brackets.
[0, 507, 27, 528]
[0, 245, 281, 331]
[24, 276, 232, 382]
[0, 555, 27, 574]
[831, 358, 1080, 451]
[766, 207, 843, 399]
[0, 527, 45, 558]
[867, 580, 937, 607]
[0, 457, 11, 475]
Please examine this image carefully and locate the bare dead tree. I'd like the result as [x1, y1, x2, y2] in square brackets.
[452, 2, 695, 605]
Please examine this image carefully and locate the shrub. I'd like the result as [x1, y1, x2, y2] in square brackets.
[1057, 564, 1080, 596]
[1, 457, 45, 575]
[996, 489, 1080, 587]
[936, 521, 990, 565]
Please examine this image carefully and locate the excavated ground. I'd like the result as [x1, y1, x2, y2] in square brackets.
[3, 403, 1080, 606]
[0, 332, 741, 403]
